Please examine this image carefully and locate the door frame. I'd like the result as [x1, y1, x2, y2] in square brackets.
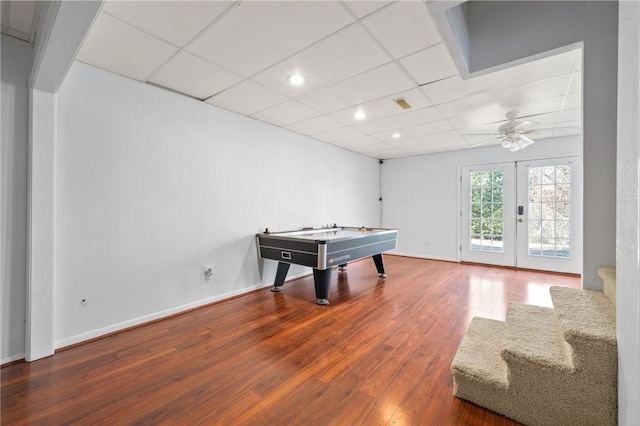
[515, 156, 583, 274]
[458, 156, 583, 275]
[459, 162, 516, 267]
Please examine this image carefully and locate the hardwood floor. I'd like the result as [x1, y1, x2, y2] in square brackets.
[1, 256, 581, 425]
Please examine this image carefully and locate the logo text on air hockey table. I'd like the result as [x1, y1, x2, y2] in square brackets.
[329, 254, 351, 264]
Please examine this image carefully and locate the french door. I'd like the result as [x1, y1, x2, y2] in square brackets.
[461, 157, 582, 274]
[461, 163, 516, 267]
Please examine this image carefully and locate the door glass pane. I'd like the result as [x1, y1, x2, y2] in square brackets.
[528, 164, 571, 258]
[470, 170, 504, 253]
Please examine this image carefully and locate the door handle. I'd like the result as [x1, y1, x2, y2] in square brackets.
[518, 218, 524, 222]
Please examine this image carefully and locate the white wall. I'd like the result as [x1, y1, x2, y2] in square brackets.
[1, 35, 33, 363]
[382, 137, 581, 261]
[617, 2, 640, 424]
[54, 63, 380, 347]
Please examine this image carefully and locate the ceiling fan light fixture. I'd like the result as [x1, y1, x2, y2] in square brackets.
[496, 113, 538, 152]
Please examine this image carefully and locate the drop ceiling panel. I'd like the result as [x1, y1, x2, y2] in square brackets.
[205, 80, 289, 116]
[447, 92, 581, 135]
[328, 88, 432, 126]
[297, 62, 415, 113]
[102, 1, 233, 47]
[250, 24, 391, 98]
[491, 75, 576, 109]
[365, 149, 408, 159]
[447, 111, 504, 132]
[434, 74, 574, 119]
[285, 115, 346, 136]
[387, 130, 462, 148]
[422, 49, 581, 105]
[342, 1, 393, 19]
[148, 52, 243, 100]
[464, 135, 502, 147]
[313, 126, 366, 143]
[186, 1, 354, 77]
[353, 106, 445, 134]
[76, 13, 179, 81]
[558, 120, 581, 128]
[523, 109, 581, 135]
[329, 135, 382, 149]
[512, 97, 567, 120]
[447, 96, 567, 130]
[356, 141, 400, 154]
[475, 49, 581, 91]
[459, 120, 504, 135]
[399, 139, 471, 156]
[399, 43, 459, 85]
[567, 71, 582, 94]
[421, 75, 478, 107]
[548, 123, 582, 138]
[373, 121, 455, 142]
[557, 107, 582, 122]
[361, 1, 442, 59]
[561, 92, 582, 111]
[251, 100, 321, 127]
[534, 129, 581, 141]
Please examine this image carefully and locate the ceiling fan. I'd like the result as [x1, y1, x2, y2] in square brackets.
[498, 110, 539, 150]
[466, 110, 565, 152]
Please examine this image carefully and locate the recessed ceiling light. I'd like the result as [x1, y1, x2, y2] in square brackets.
[392, 132, 401, 139]
[354, 111, 366, 120]
[288, 74, 305, 85]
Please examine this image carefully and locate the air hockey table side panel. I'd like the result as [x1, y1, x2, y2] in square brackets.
[256, 227, 397, 270]
[257, 235, 319, 268]
[325, 233, 397, 268]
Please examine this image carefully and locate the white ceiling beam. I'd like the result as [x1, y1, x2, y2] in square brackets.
[30, 0, 103, 93]
[425, 1, 470, 78]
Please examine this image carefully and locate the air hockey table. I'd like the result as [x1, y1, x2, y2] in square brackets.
[256, 226, 398, 305]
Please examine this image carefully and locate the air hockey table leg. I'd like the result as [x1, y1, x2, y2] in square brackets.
[313, 268, 332, 305]
[271, 262, 290, 292]
[372, 254, 387, 278]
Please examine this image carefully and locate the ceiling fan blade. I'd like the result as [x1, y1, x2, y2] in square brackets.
[486, 110, 558, 126]
[517, 111, 561, 120]
[529, 126, 582, 140]
[498, 121, 520, 134]
[532, 126, 581, 133]
[519, 134, 536, 146]
[462, 132, 501, 136]
[514, 120, 539, 132]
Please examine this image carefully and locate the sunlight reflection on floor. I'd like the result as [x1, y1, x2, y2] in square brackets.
[466, 270, 579, 323]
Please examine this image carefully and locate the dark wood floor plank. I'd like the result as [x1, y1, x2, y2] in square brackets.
[2, 256, 579, 425]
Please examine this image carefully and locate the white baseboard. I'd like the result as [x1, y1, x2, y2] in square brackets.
[54, 271, 312, 351]
[388, 251, 459, 263]
[1, 352, 27, 365]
